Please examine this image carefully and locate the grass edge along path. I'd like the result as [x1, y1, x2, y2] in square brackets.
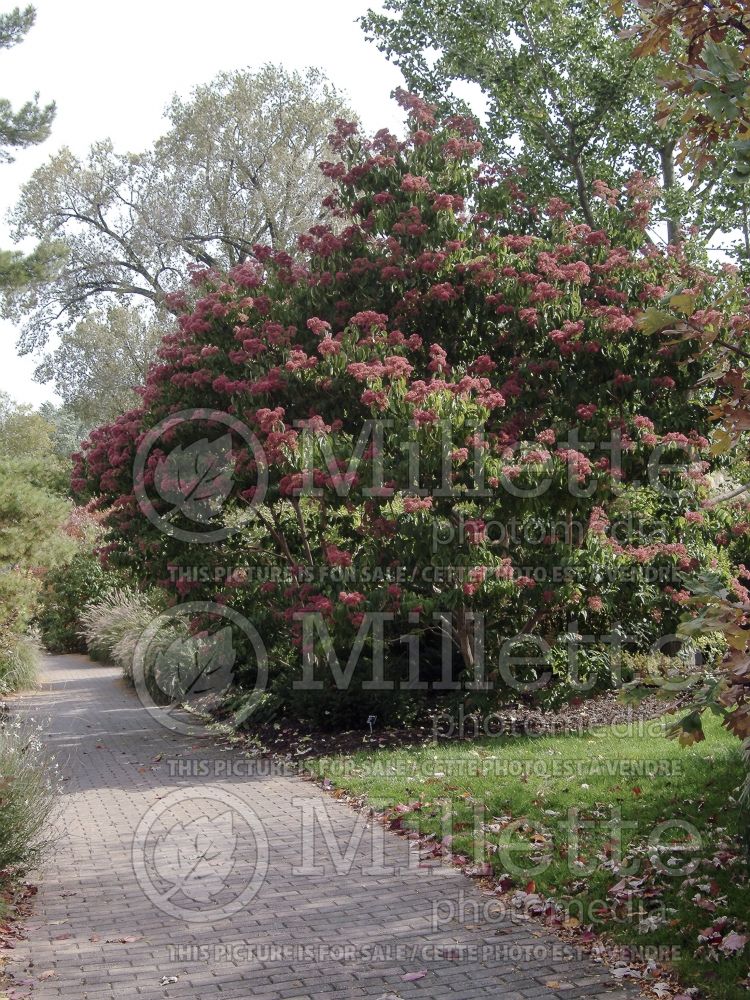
[305, 713, 748, 1000]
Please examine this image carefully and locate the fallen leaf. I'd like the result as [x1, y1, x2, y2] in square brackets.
[495, 873, 514, 892]
[401, 969, 428, 981]
[720, 931, 748, 954]
[610, 965, 641, 980]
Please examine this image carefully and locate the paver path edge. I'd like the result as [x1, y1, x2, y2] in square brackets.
[9, 654, 636, 999]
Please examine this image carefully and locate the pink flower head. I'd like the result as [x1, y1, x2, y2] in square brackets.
[412, 408, 439, 426]
[546, 196, 571, 219]
[394, 88, 437, 126]
[317, 336, 341, 357]
[576, 404, 598, 421]
[427, 283, 457, 303]
[339, 591, 365, 607]
[361, 389, 388, 409]
[307, 317, 331, 337]
[432, 193, 455, 212]
[403, 495, 433, 514]
[382, 355, 414, 379]
[325, 545, 352, 568]
[350, 310, 388, 331]
[401, 174, 432, 193]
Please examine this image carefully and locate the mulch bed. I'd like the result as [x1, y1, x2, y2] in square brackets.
[0, 878, 37, 997]
[229, 689, 686, 761]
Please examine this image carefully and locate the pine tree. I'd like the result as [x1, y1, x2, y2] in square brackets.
[0, 6, 56, 290]
[0, 6, 54, 161]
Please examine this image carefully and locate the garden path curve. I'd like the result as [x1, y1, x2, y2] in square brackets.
[10, 655, 636, 999]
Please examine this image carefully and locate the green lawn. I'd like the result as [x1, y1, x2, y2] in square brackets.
[306, 712, 749, 999]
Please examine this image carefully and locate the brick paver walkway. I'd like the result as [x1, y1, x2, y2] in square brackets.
[10, 655, 634, 999]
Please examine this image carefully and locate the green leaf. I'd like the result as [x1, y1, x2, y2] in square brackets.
[666, 711, 705, 747]
[637, 308, 676, 335]
[668, 293, 696, 317]
[702, 39, 743, 81]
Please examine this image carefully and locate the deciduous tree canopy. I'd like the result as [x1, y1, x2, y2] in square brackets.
[361, 0, 746, 249]
[4, 64, 350, 360]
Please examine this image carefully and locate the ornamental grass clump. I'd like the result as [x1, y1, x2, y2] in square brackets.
[79, 588, 164, 679]
[0, 713, 60, 872]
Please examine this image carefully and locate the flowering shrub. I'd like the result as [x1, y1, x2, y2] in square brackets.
[74, 92, 747, 725]
[631, 300, 750, 747]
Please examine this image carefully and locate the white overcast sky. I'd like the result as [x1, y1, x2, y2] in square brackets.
[0, 0, 410, 406]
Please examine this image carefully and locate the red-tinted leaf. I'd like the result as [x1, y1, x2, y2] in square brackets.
[402, 969, 428, 981]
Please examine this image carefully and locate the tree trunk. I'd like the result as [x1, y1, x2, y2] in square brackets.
[571, 156, 596, 228]
[660, 142, 681, 245]
[455, 605, 475, 673]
